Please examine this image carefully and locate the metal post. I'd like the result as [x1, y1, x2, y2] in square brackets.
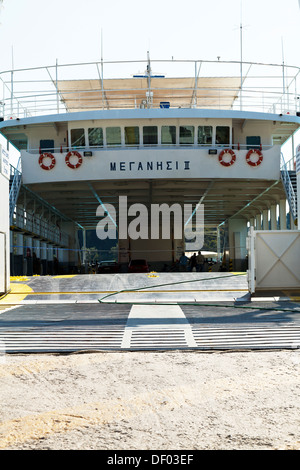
[297, 146, 300, 231]
[217, 226, 221, 263]
[255, 213, 262, 230]
[82, 228, 88, 273]
[270, 205, 277, 230]
[192, 61, 202, 108]
[240, 1, 243, 111]
[2, 80, 5, 118]
[147, 51, 152, 109]
[279, 200, 287, 230]
[194, 61, 197, 108]
[56, 59, 59, 114]
[247, 226, 255, 294]
[101, 29, 105, 110]
[240, 22, 243, 111]
[11, 72, 13, 117]
[281, 38, 286, 111]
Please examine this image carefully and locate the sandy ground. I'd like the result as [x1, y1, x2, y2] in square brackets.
[0, 349, 300, 451]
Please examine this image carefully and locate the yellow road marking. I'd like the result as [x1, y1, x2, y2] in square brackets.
[0, 283, 33, 305]
[282, 291, 300, 301]
[2, 289, 248, 296]
[53, 275, 78, 279]
[1, 272, 248, 304]
[10, 275, 77, 280]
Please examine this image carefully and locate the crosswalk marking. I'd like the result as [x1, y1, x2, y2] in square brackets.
[121, 304, 197, 348]
[0, 329, 124, 353]
[192, 325, 300, 349]
[1, 324, 300, 353]
[0, 302, 300, 353]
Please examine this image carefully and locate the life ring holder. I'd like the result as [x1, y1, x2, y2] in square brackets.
[65, 150, 83, 169]
[38, 152, 56, 170]
[246, 149, 263, 167]
[218, 149, 236, 167]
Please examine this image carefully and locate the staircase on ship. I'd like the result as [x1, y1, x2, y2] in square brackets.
[281, 154, 298, 225]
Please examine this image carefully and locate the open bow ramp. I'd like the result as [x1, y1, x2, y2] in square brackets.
[0, 273, 300, 353]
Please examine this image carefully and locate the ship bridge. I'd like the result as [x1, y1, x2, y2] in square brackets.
[0, 58, 299, 276]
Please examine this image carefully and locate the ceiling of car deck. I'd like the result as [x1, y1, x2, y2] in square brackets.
[22, 178, 287, 229]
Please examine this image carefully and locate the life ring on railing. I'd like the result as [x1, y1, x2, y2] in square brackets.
[38, 152, 56, 170]
[218, 149, 236, 167]
[246, 149, 263, 167]
[65, 150, 83, 169]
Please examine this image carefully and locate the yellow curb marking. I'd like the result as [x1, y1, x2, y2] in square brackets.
[0, 283, 33, 305]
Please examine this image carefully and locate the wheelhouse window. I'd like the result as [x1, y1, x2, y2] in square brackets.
[180, 126, 194, 145]
[216, 126, 230, 145]
[161, 126, 176, 145]
[106, 127, 121, 146]
[40, 140, 54, 152]
[125, 126, 140, 145]
[9, 133, 28, 150]
[143, 126, 158, 145]
[71, 128, 86, 148]
[198, 126, 213, 145]
[88, 128, 103, 147]
[246, 136, 261, 149]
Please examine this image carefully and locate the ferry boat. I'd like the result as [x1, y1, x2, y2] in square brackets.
[0, 56, 299, 283]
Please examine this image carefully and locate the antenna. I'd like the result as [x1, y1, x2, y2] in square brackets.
[101, 28, 103, 63]
[281, 36, 285, 95]
[240, 0, 243, 110]
[11, 45, 14, 116]
[147, 51, 151, 108]
[100, 29, 104, 109]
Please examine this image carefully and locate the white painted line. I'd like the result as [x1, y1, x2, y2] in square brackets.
[0, 305, 20, 315]
[121, 304, 197, 348]
[121, 329, 132, 349]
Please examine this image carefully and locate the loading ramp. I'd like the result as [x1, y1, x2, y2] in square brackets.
[0, 273, 300, 353]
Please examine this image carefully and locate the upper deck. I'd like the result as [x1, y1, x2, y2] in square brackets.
[0, 59, 299, 228]
[0, 57, 299, 117]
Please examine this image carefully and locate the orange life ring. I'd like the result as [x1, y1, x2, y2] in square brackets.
[38, 152, 56, 170]
[65, 151, 83, 169]
[218, 149, 236, 167]
[246, 149, 263, 167]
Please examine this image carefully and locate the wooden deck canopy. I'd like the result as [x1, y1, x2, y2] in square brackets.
[57, 77, 242, 111]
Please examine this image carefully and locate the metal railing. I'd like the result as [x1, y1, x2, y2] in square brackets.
[11, 205, 69, 246]
[23, 143, 277, 155]
[280, 153, 297, 221]
[9, 163, 71, 246]
[0, 58, 299, 119]
[9, 158, 22, 225]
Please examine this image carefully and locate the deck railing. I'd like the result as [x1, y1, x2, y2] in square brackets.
[11, 205, 69, 247]
[0, 58, 299, 119]
[280, 153, 297, 221]
[9, 158, 22, 225]
[22, 143, 277, 156]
